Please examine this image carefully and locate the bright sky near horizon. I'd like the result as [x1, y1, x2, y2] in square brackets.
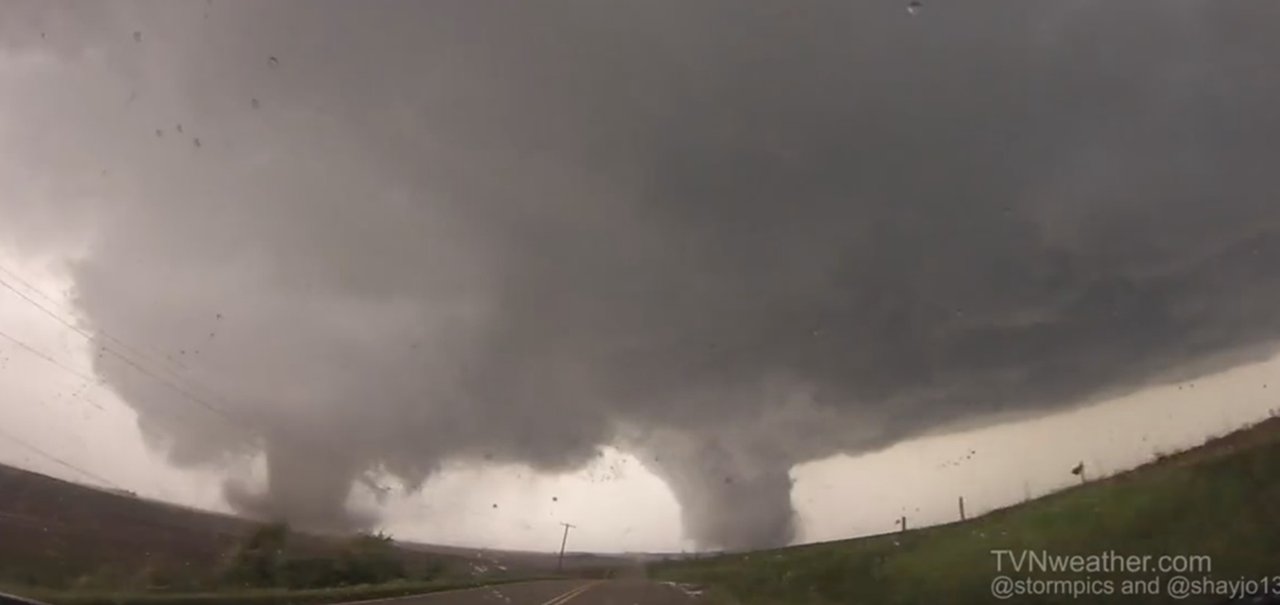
[5, 0, 1280, 555]
[3, 250, 1277, 553]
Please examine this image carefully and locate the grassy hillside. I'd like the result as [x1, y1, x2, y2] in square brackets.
[653, 415, 1280, 604]
[0, 465, 521, 595]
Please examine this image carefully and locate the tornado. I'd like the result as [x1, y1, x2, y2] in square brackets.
[4, 0, 1280, 549]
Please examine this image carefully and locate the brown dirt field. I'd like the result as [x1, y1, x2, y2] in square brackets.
[0, 463, 634, 592]
[0, 465, 457, 590]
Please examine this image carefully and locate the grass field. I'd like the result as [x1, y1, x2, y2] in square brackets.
[0, 465, 483, 593]
[5, 576, 549, 605]
[652, 415, 1280, 604]
[0, 462, 620, 603]
[0, 462, 628, 591]
[9, 415, 1279, 605]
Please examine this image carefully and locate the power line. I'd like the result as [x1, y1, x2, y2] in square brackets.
[0, 271, 241, 427]
[0, 268, 208, 397]
[0, 265, 311, 455]
[0, 326, 125, 460]
[0, 268, 96, 342]
[0, 291, 328, 456]
[0, 262, 357, 475]
[0, 424, 121, 490]
[0, 262, 200, 381]
[0, 316, 235, 429]
[0, 327, 100, 384]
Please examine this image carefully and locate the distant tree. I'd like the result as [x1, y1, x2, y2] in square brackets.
[222, 525, 409, 589]
[337, 531, 406, 585]
[223, 522, 290, 587]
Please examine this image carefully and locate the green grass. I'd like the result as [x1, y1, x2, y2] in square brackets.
[8, 576, 553, 605]
[652, 416, 1280, 605]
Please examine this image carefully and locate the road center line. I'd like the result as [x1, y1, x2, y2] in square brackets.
[539, 581, 601, 605]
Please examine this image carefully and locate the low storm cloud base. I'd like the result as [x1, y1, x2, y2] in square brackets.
[2, 0, 1280, 549]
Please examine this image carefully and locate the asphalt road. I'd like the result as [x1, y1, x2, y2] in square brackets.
[340, 579, 707, 605]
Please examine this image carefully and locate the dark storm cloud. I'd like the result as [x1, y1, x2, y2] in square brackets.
[2, 0, 1280, 549]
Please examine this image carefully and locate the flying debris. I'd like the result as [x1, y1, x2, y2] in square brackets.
[5, 0, 1280, 552]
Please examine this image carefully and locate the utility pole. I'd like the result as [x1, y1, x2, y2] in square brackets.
[557, 522, 576, 573]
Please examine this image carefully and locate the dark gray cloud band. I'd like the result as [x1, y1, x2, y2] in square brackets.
[2, 0, 1279, 549]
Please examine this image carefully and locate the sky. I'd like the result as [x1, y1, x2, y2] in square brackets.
[3, 259, 1278, 553]
[2, 0, 1280, 553]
